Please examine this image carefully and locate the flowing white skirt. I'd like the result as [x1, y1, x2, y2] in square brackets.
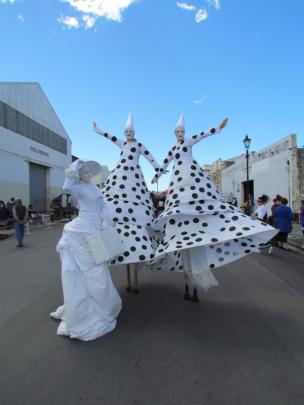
[51, 223, 122, 341]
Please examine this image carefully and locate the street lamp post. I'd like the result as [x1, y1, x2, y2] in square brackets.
[243, 134, 251, 214]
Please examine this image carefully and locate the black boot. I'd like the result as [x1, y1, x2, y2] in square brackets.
[192, 288, 199, 303]
[184, 284, 191, 300]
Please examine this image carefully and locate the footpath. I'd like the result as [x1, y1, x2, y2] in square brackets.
[287, 223, 303, 251]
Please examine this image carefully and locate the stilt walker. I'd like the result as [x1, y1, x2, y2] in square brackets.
[93, 113, 160, 292]
[152, 114, 278, 301]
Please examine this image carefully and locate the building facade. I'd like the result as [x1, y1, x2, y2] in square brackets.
[0, 83, 72, 211]
[202, 158, 236, 192]
[219, 135, 303, 215]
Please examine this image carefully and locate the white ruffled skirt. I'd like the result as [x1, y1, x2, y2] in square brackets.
[51, 221, 122, 341]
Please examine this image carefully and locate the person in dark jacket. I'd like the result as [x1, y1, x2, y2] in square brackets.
[13, 198, 28, 247]
[274, 197, 293, 250]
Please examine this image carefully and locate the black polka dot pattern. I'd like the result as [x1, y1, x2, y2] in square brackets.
[152, 130, 278, 276]
[102, 139, 160, 265]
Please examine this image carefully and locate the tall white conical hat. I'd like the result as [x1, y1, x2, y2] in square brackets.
[125, 111, 135, 133]
[175, 112, 185, 131]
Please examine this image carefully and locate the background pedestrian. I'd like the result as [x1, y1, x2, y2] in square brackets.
[13, 198, 28, 247]
[274, 197, 293, 251]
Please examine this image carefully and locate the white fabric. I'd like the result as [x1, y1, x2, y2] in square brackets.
[125, 111, 135, 132]
[182, 248, 219, 292]
[100, 133, 160, 265]
[52, 170, 122, 341]
[151, 126, 278, 290]
[175, 112, 185, 131]
[255, 204, 267, 220]
[87, 227, 124, 264]
[79, 160, 101, 181]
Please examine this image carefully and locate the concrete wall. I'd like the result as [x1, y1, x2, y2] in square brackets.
[221, 135, 299, 214]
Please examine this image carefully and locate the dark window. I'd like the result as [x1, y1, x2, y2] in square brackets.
[0, 101, 67, 154]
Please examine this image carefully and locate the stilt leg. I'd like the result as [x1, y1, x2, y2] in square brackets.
[184, 274, 191, 300]
[192, 287, 199, 303]
[133, 265, 139, 294]
[126, 264, 132, 292]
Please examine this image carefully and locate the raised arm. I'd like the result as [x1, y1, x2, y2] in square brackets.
[62, 160, 82, 194]
[151, 148, 174, 184]
[188, 118, 228, 146]
[138, 143, 160, 171]
[92, 122, 123, 148]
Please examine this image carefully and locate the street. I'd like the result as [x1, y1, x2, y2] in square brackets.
[1, 224, 304, 405]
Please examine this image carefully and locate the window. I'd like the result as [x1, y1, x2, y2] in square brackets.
[0, 101, 68, 154]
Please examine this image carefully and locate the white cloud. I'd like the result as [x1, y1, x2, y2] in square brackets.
[176, 2, 196, 11]
[194, 95, 208, 104]
[17, 14, 24, 22]
[62, 0, 137, 24]
[207, 0, 221, 10]
[0, 0, 16, 3]
[195, 9, 208, 23]
[57, 15, 80, 29]
[82, 14, 96, 29]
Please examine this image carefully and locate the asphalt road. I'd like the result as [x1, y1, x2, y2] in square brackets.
[1, 224, 304, 405]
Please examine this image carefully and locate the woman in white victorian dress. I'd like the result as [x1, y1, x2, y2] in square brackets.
[50, 159, 122, 341]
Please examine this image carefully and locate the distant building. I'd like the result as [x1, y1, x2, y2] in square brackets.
[202, 158, 237, 194]
[215, 134, 303, 216]
[0, 82, 72, 211]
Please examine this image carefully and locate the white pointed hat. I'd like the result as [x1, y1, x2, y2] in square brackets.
[175, 112, 185, 131]
[125, 111, 135, 133]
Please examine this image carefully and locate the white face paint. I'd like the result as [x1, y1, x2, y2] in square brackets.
[175, 126, 185, 142]
[124, 128, 135, 142]
[79, 166, 91, 183]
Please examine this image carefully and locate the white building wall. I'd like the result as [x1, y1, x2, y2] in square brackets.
[221, 135, 298, 213]
[0, 83, 72, 209]
[0, 83, 70, 141]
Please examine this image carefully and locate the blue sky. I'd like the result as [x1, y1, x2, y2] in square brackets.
[0, 0, 303, 190]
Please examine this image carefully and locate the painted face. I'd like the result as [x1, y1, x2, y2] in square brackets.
[80, 166, 91, 182]
[175, 126, 185, 142]
[124, 128, 135, 141]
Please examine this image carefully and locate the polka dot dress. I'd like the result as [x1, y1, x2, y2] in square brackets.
[100, 133, 160, 265]
[151, 127, 278, 287]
